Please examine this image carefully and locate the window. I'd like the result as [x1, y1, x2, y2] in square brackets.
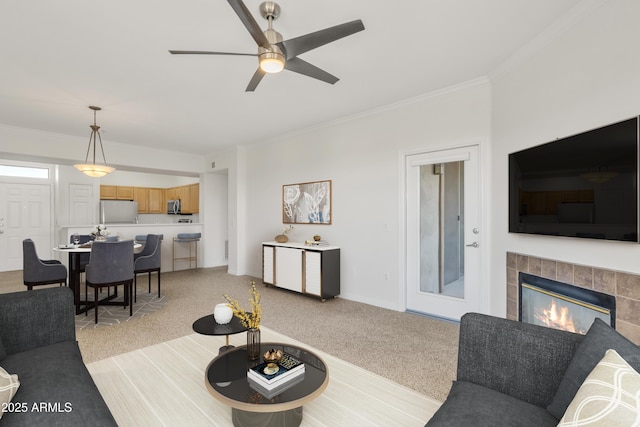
[0, 165, 49, 179]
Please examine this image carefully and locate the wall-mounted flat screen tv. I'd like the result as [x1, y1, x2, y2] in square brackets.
[509, 117, 639, 242]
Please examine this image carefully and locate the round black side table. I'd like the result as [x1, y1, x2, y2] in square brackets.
[192, 314, 248, 353]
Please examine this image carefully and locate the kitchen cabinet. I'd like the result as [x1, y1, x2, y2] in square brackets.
[100, 185, 134, 200]
[166, 187, 179, 201]
[178, 186, 190, 212]
[189, 184, 199, 213]
[262, 242, 340, 301]
[133, 187, 148, 213]
[133, 187, 165, 214]
[148, 188, 165, 213]
[181, 184, 199, 213]
[103, 184, 194, 212]
[100, 185, 116, 199]
[117, 186, 134, 200]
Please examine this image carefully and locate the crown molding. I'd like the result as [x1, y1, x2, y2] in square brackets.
[255, 77, 492, 147]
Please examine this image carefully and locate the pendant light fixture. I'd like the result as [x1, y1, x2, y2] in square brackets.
[74, 106, 115, 177]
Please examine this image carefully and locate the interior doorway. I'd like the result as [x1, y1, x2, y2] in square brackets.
[0, 182, 52, 272]
[405, 145, 482, 321]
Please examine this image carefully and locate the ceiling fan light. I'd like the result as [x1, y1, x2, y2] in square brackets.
[260, 57, 285, 73]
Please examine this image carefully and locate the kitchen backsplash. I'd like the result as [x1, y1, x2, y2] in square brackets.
[137, 213, 199, 224]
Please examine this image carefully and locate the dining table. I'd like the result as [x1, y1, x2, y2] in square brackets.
[53, 241, 142, 315]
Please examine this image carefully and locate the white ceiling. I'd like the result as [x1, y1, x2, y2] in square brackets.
[1, 0, 582, 155]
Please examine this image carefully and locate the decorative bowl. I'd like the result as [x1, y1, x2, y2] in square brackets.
[263, 348, 283, 363]
[213, 303, 233, 324]
[274, 234, 288, 243]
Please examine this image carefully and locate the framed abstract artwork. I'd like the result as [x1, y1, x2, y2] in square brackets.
[282, 180, 332, 224]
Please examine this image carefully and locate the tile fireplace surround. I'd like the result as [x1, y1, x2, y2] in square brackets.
[507, 252, 640, 345]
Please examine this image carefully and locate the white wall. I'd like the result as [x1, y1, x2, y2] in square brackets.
[204, 146, 247, 275]
[490, 0, 640, 315]
[203, 171, 229, 267]
[233, 80, 491, 310]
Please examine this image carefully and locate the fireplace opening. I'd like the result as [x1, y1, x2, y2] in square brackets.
[518, 272, 615, 334]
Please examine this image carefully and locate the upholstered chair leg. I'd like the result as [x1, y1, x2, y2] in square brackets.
[134, 274, 137, 303]
[94, 287, 99, 324]
[158, 272, 161, 299]
[128, 283, 133, 316]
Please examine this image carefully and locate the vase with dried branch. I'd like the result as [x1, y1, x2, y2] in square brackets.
[224, 281, 262, 360]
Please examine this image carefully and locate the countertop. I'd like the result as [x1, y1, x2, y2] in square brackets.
[262, 241, 339, 251]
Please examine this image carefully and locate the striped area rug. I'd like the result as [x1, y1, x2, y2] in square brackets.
[87, 326, 441, 426]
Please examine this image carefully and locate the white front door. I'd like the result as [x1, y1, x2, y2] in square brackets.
[0, 183, 52, 272]
[405, 145, 482, 321]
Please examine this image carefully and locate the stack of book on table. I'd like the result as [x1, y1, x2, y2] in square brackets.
[247, 353, 305, 398]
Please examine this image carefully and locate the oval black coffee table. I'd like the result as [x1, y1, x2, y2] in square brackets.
[205, 342, 329, 427]
[192, 314, 248, 353]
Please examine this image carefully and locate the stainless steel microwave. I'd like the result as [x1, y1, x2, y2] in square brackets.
[167, 199, 181, 214]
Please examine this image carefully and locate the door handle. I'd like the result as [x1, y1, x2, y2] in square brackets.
[466, 242, 479, 248]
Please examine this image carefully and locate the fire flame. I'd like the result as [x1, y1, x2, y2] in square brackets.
[534, 299, 578, 333]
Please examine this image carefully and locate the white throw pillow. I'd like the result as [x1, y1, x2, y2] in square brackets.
[558, 349, 640, 426]
[0, 365, 20, 419]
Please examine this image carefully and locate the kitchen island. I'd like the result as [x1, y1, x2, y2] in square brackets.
[57, 223, 204, 272]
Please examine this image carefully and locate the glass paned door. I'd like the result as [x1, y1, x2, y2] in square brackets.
[406, 146, 481, 321]
[419, 161, 464, 298]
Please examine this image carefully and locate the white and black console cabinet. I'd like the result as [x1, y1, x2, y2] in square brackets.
[262, 242, 340, 301]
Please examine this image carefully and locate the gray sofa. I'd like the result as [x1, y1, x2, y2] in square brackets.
[0, 287, 117, 426]
[427, 312, 640, 426]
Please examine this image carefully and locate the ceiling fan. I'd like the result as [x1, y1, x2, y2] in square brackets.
[169, 0, 365, 92]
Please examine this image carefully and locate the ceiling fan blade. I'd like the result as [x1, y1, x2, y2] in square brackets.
[277, 19, 365, 60]
[285, 57, 339, 85]
[227, 0, 270, 48]
[169, 50, 256, 56]
[245, 67, 266, 92]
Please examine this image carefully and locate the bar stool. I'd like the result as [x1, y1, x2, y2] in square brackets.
[173, 233, 201, 271]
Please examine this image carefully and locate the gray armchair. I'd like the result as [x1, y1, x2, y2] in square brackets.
[134, 234, 162, 302]
[85, 240, 134, 324]
[22, 238, 67, 290]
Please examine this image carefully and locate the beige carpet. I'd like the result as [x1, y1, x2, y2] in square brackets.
[0, 267, 459, 402]
[88, 327, 442, 426]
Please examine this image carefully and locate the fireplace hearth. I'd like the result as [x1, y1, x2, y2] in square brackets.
[519, 272, 615, 334]
[507, 252, 640, 344]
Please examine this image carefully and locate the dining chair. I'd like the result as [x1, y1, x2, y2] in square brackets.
[69, 234, 92, 275]
[85, 240, 134, 324]
[22, 239, 67, 290]
[133, 234, 162, 302]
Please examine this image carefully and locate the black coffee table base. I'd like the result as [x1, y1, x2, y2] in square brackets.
[219, 344, 235, 353]
[232, 407, 303, 427]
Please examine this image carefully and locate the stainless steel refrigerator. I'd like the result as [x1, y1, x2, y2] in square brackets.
[99, 200, 138, 224]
